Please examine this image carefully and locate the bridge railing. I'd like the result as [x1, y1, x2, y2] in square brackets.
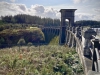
[66, 26, 100, 74]
[66, 27, 87, 75]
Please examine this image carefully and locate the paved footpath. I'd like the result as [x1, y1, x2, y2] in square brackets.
[84, 57, 92, 71]
[84, 57, 100, 75]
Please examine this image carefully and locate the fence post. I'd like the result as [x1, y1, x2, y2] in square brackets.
[71, 26, 75, 47]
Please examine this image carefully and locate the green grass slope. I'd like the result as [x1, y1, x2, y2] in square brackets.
[0, 45, 84, 75]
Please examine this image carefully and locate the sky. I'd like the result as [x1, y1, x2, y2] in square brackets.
[0, 0, 100, 21]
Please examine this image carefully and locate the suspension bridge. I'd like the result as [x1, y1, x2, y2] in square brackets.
[40, 9, 100, 75]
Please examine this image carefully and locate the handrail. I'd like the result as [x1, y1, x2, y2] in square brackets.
[66, 30, 87, 75]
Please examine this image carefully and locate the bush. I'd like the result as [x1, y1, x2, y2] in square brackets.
[17, 38, 26, 46]
[53, 61, 72, 75]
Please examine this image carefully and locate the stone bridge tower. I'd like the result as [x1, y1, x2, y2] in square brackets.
[59, 9, 77, 44]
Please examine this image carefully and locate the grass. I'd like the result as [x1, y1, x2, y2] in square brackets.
[0, 45, 84, 75]
[49, 36, 59, 45]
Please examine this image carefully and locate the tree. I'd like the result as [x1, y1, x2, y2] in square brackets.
[17, 38, 26, 51]
[1, 14, 61, 27]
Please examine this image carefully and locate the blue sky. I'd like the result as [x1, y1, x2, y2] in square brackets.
[0, 0, 100, 21]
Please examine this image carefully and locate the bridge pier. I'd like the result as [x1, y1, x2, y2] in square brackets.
[59, 9, 77, 44]
[59, 18, 66, 44]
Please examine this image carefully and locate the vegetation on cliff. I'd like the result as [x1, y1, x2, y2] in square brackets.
[0, 27, 44, 48]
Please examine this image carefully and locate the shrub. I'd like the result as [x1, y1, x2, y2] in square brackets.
[53, 61, 72, 75]
[17, 38, 26, 51]
[17, 38, 26, 46]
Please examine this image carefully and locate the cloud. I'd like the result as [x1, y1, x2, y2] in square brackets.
[73, 0, 88, 4]
[92, 15, 100, 21]
[43, 8, 59, 18]
[75, 13, 100, 21]
[73, 0, 82, 4]
[75, 13, 93, 21]
[94, 9, 100, 13]
[17, 4, 27, 11]
[0, 2, 100, 21]
[31, 4, 45, 13]
[28, 4, 60, 19]
[0, 2, 28, 16]
[0, 2, 59, 19]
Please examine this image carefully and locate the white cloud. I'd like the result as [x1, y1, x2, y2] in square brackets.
[73, 0, 82, 4]
[43, 8, 58, 18]
[28, 4, 60, 19]
[17, 4, 27, 11]
[92, 15, 100, 21]
[75, 13, 93, 21]
[75, 13, 100, 21]
[0, 2, 28, 16]
[73, 0, 88, 4]
[0, 2, 60, 19]
[31, 4, 45, 13]
[0, 2, 100, 21]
